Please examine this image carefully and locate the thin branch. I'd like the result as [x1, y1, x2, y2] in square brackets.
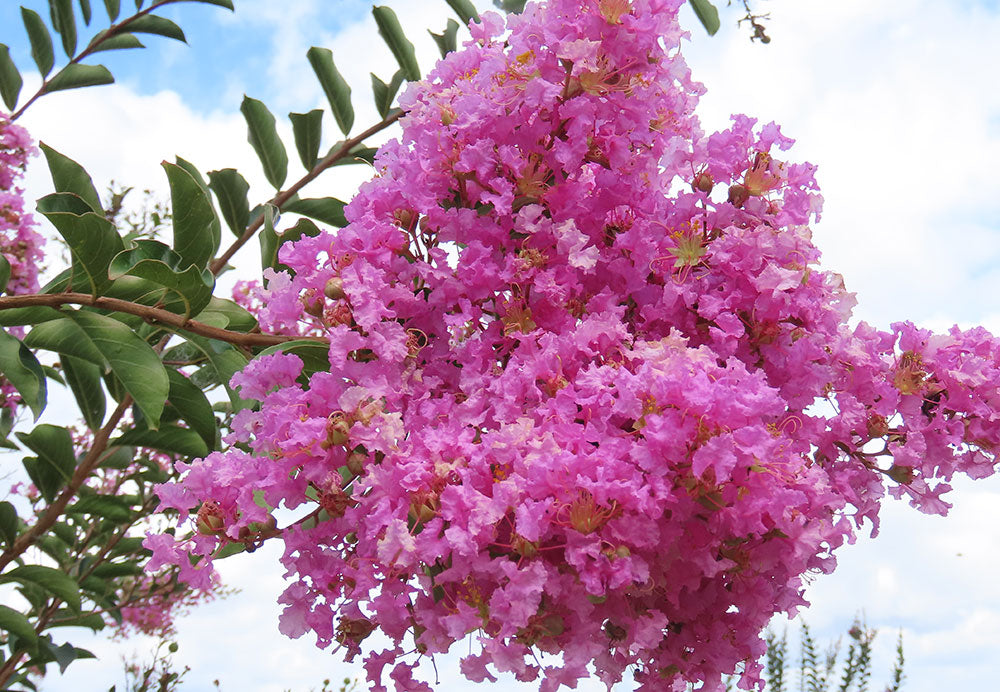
[0, 293, 325, 347]
[11, 0, 197, 121]
[0, 397, 131, 573]
[209, 110, 404, 275]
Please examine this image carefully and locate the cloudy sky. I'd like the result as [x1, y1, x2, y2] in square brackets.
[3, 0, 1000, 690]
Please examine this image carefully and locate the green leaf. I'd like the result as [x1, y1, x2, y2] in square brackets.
[163, 161, 219, 270]
[0, 44, 23, 111]
[177, 0, 234, 8]
[241, 95, 288, 190]
[372, 6, 420, 82]
[62, 354, 106, 430]
[0, 501, 18, 547]
[38, 144, 103, 213]
[48, 610, 105, 630]
[283, 197, 347, 227]
[445, 0, 479, 25]
[109, 239, 215, 317]
[88, 31, 144, 53]
[0, 565, 82, 611]
[370, 69, 405, 120]
[78, 0, 92, 25]
[21, 8, 55, 78]
[0, 254, 10, 294]
[25, 318, 105, 365]
[51, 0, 77, 57]
[127, 14, 186, 42]
[44, 639, 80, 673]
[90, 562, 144, 579]
[43, 63, 115, 93]
[429, 19, 460, 59]
[207, 168, 250, 237]
[258, 203, 280, 271]
[689, 0, 720, 36]
[99, 445, 134, 470]
[67, 494, 133, 522]
[192, 297, 257, 333]
[0, 306, 63, 327]
[102, 0, 120, 21]
[289, 110, 323, 170]
[16, 424, 76, 484]
[166, 367, 216, 450]
[493, 0, 528, 11]
[178, 334, 248, 409]
[115, 425, 208, 458]
[306, 47, 353, 136]
[256, 339, 330, 381]
[0, 329, 47, 419]
[66, 310, 169, 428]
[37, 193, 123, 295]
[0, 605, 37, 652]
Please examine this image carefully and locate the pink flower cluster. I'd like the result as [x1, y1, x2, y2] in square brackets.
[152, 1, 1000, 690]
[1, 116, 45, 410]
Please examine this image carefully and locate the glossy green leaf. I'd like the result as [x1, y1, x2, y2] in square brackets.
[116, 425, 208, 458]
[102, 0, 119, 21]
[21, 8, 55, 77]
[0, 500, 18, 547]
[241, 95, 287, 189]
[193, 297, 257, 333]
[289, 109, 323, 170]
[0, 605, 37, 651]
[0, 306, 62, 327]
[51, 0, 77, 57]
[207, 168, 250, 237]
[179, 334, 249, 409]
[0, 565, 82, 611]
[493, 0, 528, 11]
[429, 19, 460, 58]
[67, 310, 169, 428]
[37, 193, 123, 295]
[88, 31, 144, 53]
[0, 45, 22, 111]
[0, 329, 47, 419]
[38, 144, 103, 213]
[62, 354, 106, 430]
[68, 494, 133, 522]
[283, 196, 347, 227]
[16, 425, 76, 484]
[372, 6, 419, 81]
[43, 63, 114, 93]
[370, 69, 405, 119]
[307, 47, 353, 136]
[48, 610, 106, 630]
[109, 239, 215, 316]
[25, 318, 106, 366]
[0, 254, 10, 294]
[163, 161, 219, 270]
[77, 0, 92, 24]
[127, 14, 186, 42]
[689, 0, 720, 35]
[445, 0, 479, 25]
[166, 367, 216, 450]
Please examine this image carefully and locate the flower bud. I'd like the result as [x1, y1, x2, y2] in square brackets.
[727, 183, 750, 208]
[324, 277, 346, 301]
[692, 170, 713, 194]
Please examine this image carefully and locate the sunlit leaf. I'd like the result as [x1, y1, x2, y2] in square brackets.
[163, 161, 219, 270]
[241, 95, 288, 189]
[37, 193, 122, 295]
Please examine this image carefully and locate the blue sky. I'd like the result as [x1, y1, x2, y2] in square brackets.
[4, 1, 1000, 691]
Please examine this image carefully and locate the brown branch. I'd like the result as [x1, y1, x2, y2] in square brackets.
[209, 110, 404, 275]
[0, 293, 325, 347]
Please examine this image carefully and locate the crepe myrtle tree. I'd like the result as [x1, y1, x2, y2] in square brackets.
[0, 0, 941, 690]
